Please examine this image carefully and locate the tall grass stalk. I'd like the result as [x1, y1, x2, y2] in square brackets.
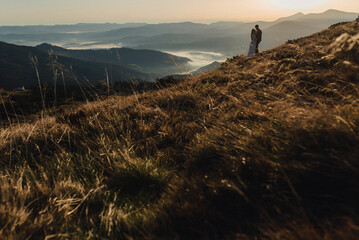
[30, 55, 46, 116]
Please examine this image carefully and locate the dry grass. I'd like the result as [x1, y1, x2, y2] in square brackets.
[0, 21, 359, 239]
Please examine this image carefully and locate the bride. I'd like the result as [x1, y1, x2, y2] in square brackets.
[247, 28, 257, 57]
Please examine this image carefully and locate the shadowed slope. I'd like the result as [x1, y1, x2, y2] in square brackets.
[36, 43, 192, 76]
[0, 41, 151, 90]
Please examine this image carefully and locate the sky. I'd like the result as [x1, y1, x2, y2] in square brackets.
[0, 0, 358, 25]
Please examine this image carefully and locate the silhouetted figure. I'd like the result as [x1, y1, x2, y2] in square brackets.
[255, 25, 262, 54]
[247, 28, 257, 57]
[355, 14, 359, 29]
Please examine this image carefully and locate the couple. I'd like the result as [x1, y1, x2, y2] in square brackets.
[247, 25, 262, 57]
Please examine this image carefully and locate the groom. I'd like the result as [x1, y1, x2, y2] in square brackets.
[255, 25, 262, 54]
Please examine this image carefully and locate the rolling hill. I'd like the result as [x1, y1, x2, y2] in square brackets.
[36, 43, 192, 76]
[0, 20, 358, 239]
[0, 41, 151, 90]
[191, 61, 222, 75]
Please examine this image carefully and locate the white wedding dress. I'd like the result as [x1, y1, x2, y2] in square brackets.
[247, 31, 257, 57]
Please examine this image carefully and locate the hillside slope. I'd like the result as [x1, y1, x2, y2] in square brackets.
[0, 21, 358, 239]
[0, 41, 151, 90]
[36, 43, 192, 76]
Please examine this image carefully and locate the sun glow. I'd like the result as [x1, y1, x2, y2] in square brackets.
[269, 0, 326, 10]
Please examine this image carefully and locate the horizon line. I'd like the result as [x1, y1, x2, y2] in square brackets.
[0, 8, 357, 27]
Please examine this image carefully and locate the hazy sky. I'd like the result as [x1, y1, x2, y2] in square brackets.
[1, 0, 358, 25]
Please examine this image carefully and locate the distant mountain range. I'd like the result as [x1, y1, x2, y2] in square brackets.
[0, 9, 356, 55]
[0, 23, 147, 34]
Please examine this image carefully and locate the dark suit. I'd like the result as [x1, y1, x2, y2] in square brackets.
[255, 28, 262, 54]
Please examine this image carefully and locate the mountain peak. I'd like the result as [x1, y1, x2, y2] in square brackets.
[294, 12, 305, 16]
[324, 9, 344, 13]
[36, 43, 53, 48]
[274, 12, 305, 22]
[36, 43, 65, 51]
